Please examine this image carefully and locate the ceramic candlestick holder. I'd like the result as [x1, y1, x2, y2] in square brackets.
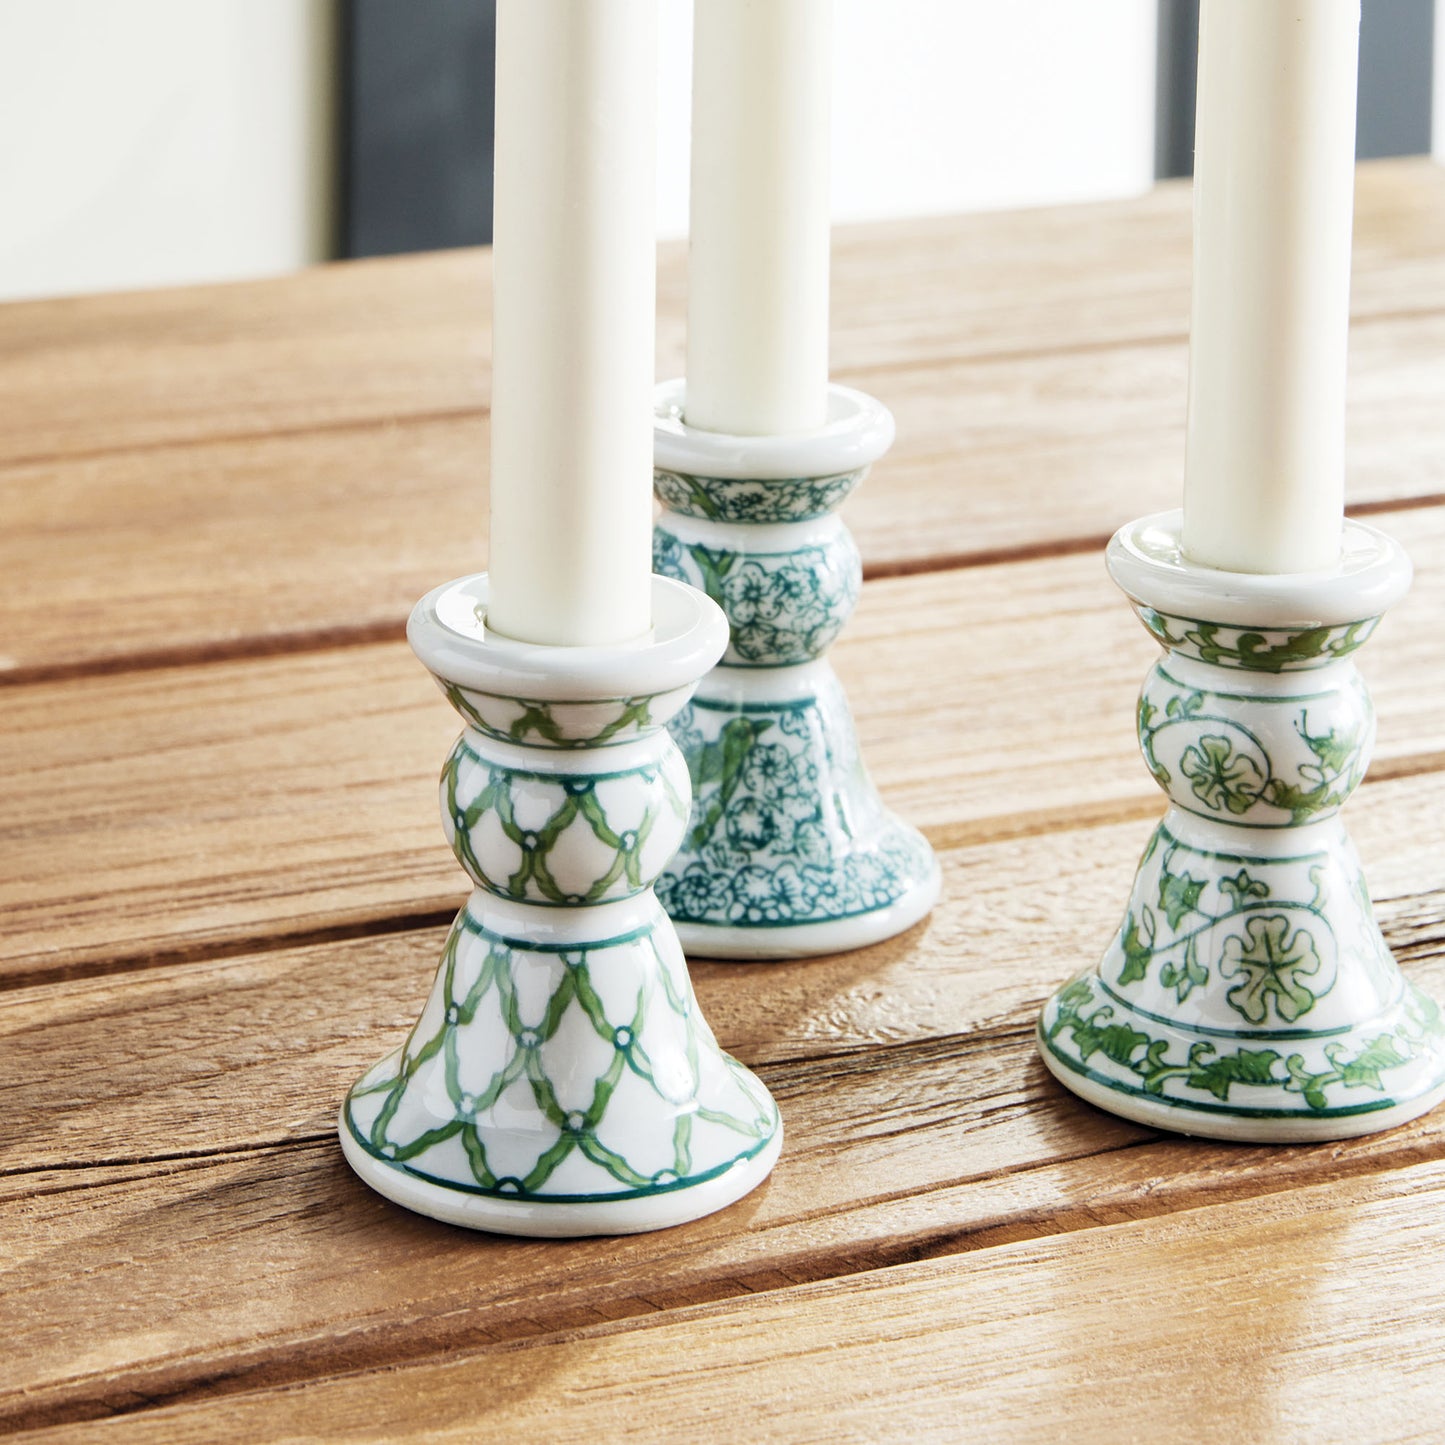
[340, 574, 782, 1235]
[1039, 512, 1445, 1141]
[650, 380, 940, 960]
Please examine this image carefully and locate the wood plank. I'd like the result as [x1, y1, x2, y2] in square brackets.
[5, 771, 1441, 1177]
[32, 1159, 1445, 1444]
[0, 160, 1440, 472]
[5, 503, 1444, 985]
[7, 265, 1445, 675]
[2, 772, 1443, 1428]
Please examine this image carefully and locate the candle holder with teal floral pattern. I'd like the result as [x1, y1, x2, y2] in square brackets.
[340, 574, 782, 1234]
[1039, 512, 1445, 1141]
[651, 380, 940, 960]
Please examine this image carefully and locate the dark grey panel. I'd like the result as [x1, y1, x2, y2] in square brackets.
[341, 0, 497, 258]
[1357, 0, 1435, 159]
[1155, 0, 1200, 179]
[1155, 0, 1435, 179]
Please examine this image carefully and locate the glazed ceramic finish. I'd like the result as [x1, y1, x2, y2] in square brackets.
[652, 382, 939, 960]
[341, 575, 782, 1234]
[1039, 516, 1445, 1141]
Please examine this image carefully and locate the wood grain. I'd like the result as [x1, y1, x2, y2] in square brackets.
[6, 164, 1445, 675]
[2, 771, 1442, 1429]
[5, 503, 1443, 985]
[7, 164, 1445, 1440]
[29, 1159, 1444, 1445]
[0, 161, 1440, 472]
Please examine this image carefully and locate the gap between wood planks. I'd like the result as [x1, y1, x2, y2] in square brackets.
[9, 1004, 1445, 1432]
[6, 743, 1445, 994]
[3, 490, 1444, 691]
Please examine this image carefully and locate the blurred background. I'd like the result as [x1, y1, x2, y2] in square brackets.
[0, 0, 1437, 302]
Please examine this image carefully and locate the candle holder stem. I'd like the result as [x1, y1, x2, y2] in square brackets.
[340, 575, 781, 1234]
[651, 381, 939, 960]
[1039, 513, 1445, 1141]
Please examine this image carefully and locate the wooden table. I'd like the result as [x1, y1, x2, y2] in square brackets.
[5, 159, 1445, 1442]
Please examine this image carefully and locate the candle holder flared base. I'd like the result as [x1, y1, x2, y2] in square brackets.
[340, 574, 782, 1235]
[1038, 514, 1445, 1142]
[651, 382, 939, 961]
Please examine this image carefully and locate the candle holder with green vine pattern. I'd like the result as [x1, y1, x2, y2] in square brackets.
[1038, 512, 1445, 1141]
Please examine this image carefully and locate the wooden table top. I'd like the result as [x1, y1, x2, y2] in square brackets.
[5, 157, 1445, 1442]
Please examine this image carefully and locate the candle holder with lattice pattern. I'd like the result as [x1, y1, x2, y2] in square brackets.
[340, 574, 782, 1234]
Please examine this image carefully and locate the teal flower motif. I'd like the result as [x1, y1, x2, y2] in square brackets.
[742, 743, 796, 795]
[1180, 734, 1265, 815]
[723, 561, 782, 626]
[726, 799, 780, 851]
[660, 864, 728, 920]
[651, 529, 685, 578]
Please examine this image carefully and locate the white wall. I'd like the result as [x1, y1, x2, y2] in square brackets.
[658, 0, 1159, 236]
[0, 0, 1158, 300]
[0, 0, 335, 301]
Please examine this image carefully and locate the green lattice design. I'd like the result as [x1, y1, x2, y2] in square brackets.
[1138, 671, 1370, 826]
[440, 682, 658, 749]
[443, 736, 687, 904]
[653, 527, 860, 667]
[1136, 607, 1379, 672]
[347, 912, 778, 1201]
[654, 467, 866, 524]
[657, 688, 936, 927]
[1042, 973, 1444, 1117]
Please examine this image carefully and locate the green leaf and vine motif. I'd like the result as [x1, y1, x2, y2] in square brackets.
[1045, 976, 1438, 1114]
[1137, 608, 1379, 672]
[654, 466, 865, 524]
[1219, 915, 1322, 1024]
[1114, 848, 1220, 993]
[348, 914, 778, 1201]
[1107, 832, 1340, 1022]
[1138, 690, 1367, 825]
[1283, 1036, 1411, 1112]
[1259, 712, 1368, 824]
[1159, 936, 1208, 1004]
[1138, 1040, 1284, 1101]
[1117, 909, 1157, 986]
[1138, 698, 1168, 786]
[1158, 867, 1206, 929]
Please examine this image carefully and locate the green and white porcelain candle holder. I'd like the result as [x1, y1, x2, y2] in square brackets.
[1039, 512, 1445, 1142]
[651, 380, 940, 960]
[340, 574, 782, 1234]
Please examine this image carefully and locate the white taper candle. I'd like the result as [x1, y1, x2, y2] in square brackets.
[486, 0, 657, 647]
[1182, 0, 1361, 575]
[686, 0, 832, 437]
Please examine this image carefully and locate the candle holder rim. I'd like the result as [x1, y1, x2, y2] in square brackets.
[408, 573, 728, 703]
[1107, 510, 1412, 627]
[653, 378, 895, 480]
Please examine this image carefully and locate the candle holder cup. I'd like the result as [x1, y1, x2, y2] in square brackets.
[1039, 512, 1445, 1141]
[340, 574, 782, 1234]
[650, 380, 940, 960]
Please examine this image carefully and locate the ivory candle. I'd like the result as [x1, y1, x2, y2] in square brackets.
[686, 0, 832, 437]
[486, 0, 657, 647]
[1182, 0, 1361, 575]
